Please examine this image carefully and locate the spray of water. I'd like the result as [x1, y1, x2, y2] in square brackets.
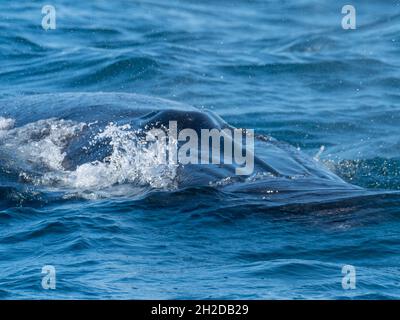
[0, 118, 178, 194]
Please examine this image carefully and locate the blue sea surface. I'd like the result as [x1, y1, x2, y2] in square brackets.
[1, 0, 400, 299]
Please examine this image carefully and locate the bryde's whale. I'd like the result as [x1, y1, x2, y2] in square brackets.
[0, 92, 365, 202]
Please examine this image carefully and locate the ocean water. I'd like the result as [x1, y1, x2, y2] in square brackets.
[1, 0, 400, 299]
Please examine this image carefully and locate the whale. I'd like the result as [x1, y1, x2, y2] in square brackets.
[0, 92, 366, 203]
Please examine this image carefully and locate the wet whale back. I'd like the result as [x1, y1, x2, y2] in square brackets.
[0, 92, 201, 125]
[0, 93, 361, 198]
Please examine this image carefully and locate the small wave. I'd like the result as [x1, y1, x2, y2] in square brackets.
[279, 35, 337, 53]
[220, 58, 391, 77]
[70, 57, 159, 86]
[325, 157, 400, 190]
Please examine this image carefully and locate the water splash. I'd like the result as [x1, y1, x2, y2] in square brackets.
[314, 145, 325, 161]
[0, 118, 178, 193]
[0, 117, 15, 132]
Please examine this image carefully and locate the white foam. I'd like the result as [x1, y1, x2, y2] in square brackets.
[0, 118, 178, 194]
[0, 117, 15, 131]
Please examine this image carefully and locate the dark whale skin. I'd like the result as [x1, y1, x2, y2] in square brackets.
[0, 92, 363, 198]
